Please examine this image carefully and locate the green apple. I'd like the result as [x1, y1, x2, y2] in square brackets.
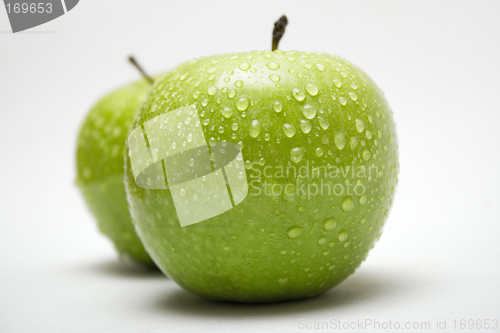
[125, 50, 399, 302]
[76, 78, 156, 267]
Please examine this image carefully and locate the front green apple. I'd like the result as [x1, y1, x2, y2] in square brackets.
[76, 79, 156, 267]
[125, 50, 399, 302]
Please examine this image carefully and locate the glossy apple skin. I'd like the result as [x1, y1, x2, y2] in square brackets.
[76, 79, 156, 267]
[125, 50, 399, 302]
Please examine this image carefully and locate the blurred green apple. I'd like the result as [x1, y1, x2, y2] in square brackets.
[125, 50, 399, 301]
[76, 78, 156, 267]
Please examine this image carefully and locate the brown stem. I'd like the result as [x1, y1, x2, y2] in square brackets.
[272, 15, 288, 51]
[128, 56, 154, 85]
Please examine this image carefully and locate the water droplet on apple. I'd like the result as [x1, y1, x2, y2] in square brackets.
[333, 79, 342, 88]
[350, 136, 358, 149]
[315, 64, 325, 71]
[228, 89, 237, 99]
[287, 226, 303, 239]
[266, 62, 280, 70]
[238, 62, 250, 71]
[318, 117, 329, 130]
[315, 147, 323, 157]
[278, 277, 288, 284]
[292, 88, 306, 102]
[362, 149, 371, 161]
[317, 235, 326, 245]
[334, 132, 345, 150]
[291, 147, 305, 163]
[235, 80, 243, 87]
[341, 196, 353, 211]
[301, 105, 316, 119]
[323, 217, 336, 230]
[338, 230, 348, 242]
[249, 120, 261, 138]
[355, 119, 365, 132]
[359, 194, 367, 205]
[283, 123, 296, 137]
[348, 92, 358, 101]
[207, 86, 218, 96]
[305, 84, 319, 96]
[273, 101, 283, 113]
[299, 119, 312, 133]
[269, 74, 281, 82]
[221, 107, 233, 119]
[235, 97, 249, 111]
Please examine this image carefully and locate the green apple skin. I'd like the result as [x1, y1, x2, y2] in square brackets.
[125, 50, 399, 302]
[76, 79, 156, 267]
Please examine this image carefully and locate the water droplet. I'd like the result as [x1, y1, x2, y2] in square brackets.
[273, 101, 283, 113]
[350, 136, 358, 149]
[221, 107, 233, 119]
[283, 123, 296, 137]
[318, 117, 329, 130]
[359, 194, 367, 205]
[296, 205, 305, 213]
[235, 80, 243, 87]
[232, 123, 238, 131]
[235, 97, 249, 111]
[280, 249, 287, 255]
[360, 217, 366, 224]
[292, 88, 306, 101]
[323, 217, 336, 230]
[278, 277, 288, 284]
[333, 79, 342, 88]
[301, 105, 316, 119]
[334, 133, 345, 150]
[366, 130, 372, 139]
[317, 235, 326, 245]
[249, 119, 261, 138]
[362, 149, 371, 161]
[179, 188, 186, 196]
[315, 147, 323, 157]
[207, 86, 217, 96]
[287, 226, 303, 239]
[269, 74, 281, 82]
[299, 119, 312, 133]
[224, 245, 230, 251]
[207, 67, 218, 74]
[348, 92, 358, 101]
[192, 91, 200, 99]
[187, 133, 193, 143]
[291, 147, 305, 163]
[339, 97, 347, 105]
[355, 119, 365, 132]
[238, 62, 250, 71]
[303, 64, 312, 70]
[338, 230, 348, 242]
[305, 84, 319, 96]
[341, 196, 353, 212]
[266, 62, 280, 70]
[227, 69, 234, 75]
[315, 63, 325, 71]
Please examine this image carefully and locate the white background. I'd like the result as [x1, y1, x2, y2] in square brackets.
[1, 1, 499, 332]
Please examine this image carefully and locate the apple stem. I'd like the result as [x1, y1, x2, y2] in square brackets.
[272, 15, 288, 51]
[128, 56, 154, 85]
